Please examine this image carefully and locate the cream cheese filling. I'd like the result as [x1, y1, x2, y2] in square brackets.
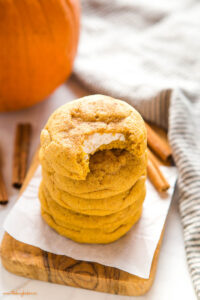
[83, 132, 125, 155]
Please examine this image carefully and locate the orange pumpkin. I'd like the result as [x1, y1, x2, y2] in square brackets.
[0, 0, 80, 111]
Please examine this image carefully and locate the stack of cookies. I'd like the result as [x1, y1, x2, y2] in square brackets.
[39, 95, 147, 244]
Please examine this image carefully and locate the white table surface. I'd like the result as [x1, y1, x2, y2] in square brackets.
[0, 77, 196, 300]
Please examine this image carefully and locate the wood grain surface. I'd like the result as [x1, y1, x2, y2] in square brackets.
[1, 126, 168, 296]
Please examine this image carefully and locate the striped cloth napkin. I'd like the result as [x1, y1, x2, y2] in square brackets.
[74, 0, 200, 297]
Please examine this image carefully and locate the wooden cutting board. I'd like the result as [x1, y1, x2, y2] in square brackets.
[1, 127, 169, 296]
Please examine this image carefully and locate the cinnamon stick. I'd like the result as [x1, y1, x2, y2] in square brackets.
[145, 122, 172, 162]
[0, 149, 8, 204]
[12, 123, 31, 188]
[147, 148, 170, 192]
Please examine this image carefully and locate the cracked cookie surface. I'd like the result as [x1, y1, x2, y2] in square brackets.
[39, 94, 147, 180]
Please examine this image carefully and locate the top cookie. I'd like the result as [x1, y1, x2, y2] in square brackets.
[40, 95, 147, 180]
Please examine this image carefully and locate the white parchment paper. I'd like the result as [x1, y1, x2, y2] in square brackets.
[4, 165, 177, 279]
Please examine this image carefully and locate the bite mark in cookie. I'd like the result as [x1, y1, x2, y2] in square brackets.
[40, 95, 147, 180]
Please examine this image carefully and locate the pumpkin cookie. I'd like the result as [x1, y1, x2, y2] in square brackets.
[41, 174, 146, 216]
[39, 95, 147, 180]
[39, 182, 144, 231]
[39, 95, 147, 244]
[41, 208, 142, 244]
[42, 149, 147, 199]
[40, 184, 143, 244]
